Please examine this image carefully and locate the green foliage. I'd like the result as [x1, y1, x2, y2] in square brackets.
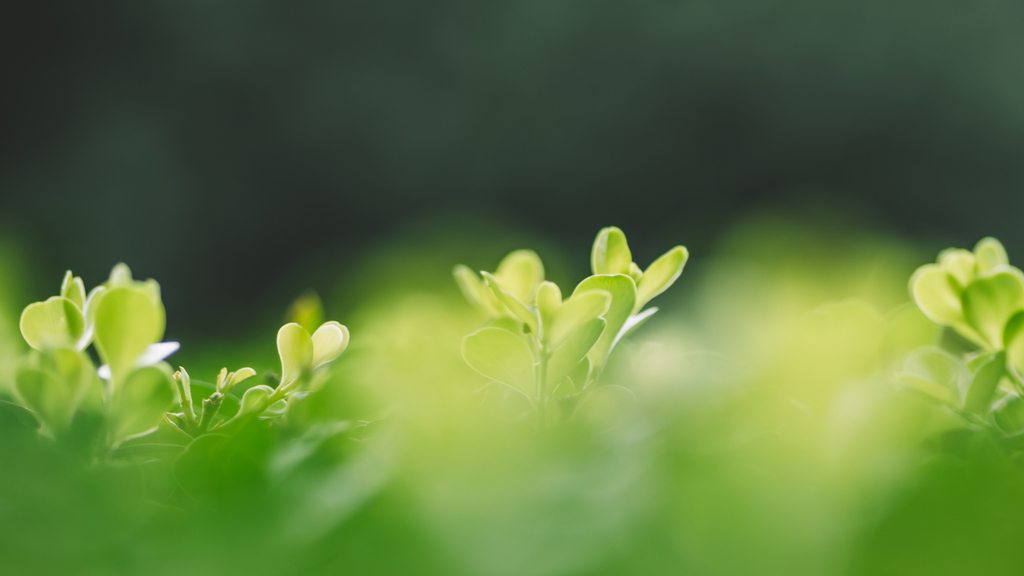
[455, 227, 688, 425]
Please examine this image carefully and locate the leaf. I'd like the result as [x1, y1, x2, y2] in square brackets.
[1005, 311, 1024, 372]
[546, 290, 610, 351]
[573, 274, 636, 368]
[962, 269, 1024, 348]
[993, 394, 1024, 434]
[482, 272, 538, 334]
[110, 366, 175, 442]
[278, 323, 313, 387]
[613, 307, 659, 349]
[938, 249, 976, 287]
[591, 227, 632, 276]
[228, 367, 257, 388]
[494, 250, 545, 304]
[287, 291, 325, 334]
[895, 347, 963, 406]
[635, 246, 688, 313]
[910, 265, 964, 327]
[453, 265, 502, 316]
[311, 321, 350, 368]
[0, 400, 39, 434]
[239, 385, 275, 416]
[552, 377, 575, 398]
[547, 318, 605, 389]
[60, 271, 86, 310]
[93, 287, 165, 385]
[20, 296, 84, 350]
[462, 327, 536, 397]
[15, 367, 70, 431]
[974, 237, 1009, 275]
[964, 351, 1006, 415]
[568, 356, 591, 390]
[535, 281, 562, 330]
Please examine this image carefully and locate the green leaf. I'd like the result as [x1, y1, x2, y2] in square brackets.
[962, 269, 1024, 348]
[938, 249, 976, 287]
[311, 321, 350, 368]
[910, 265, 963, 325]
[94, 287, 165, 385]
[20, 296, 84, 350]
[573, 275, 636, 369]
[635, 246, 688, 313]
[494, 249, 545, 304]
[287, 291, 325, 334]
[993, 393, 1024, 434]
[535, 281, 562, 330]
[278, 323, 313, 388]
[453, 265, 502, 316]
[107, 262, 134, 287]
[462, 327, 536, 397]
[482, 272, 538, 334]
[591, 227, 632, 276]
[546, 290, 611, 351]
[239, 385, 275, 416]
[568, 356, 591, 390]
[547, 318, 605, 388]
[0, 400, 40, 434]
[963, 351, 1006, 415]
[60, 271, 86, 310]
[614, 307, 658, 349]
[1004, 311, 1024, 372]
[110, 365, 175, 442]
[15, 367, 70, 431]
[974, 237, 1009, 275]
[895, 347, 963, 406]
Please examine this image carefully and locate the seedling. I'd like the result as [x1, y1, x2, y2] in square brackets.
[455, 226, 688, 425]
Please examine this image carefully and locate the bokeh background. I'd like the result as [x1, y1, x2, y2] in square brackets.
[3, 3, 1024, 575]
[4, 0, 1024, 340]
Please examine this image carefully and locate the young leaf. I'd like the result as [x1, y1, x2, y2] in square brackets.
[1005, 311, 1024, 372]
[910, 265, 964, 327]
[635, 246, 688, 313]
[591, 227, 632, 276]
[20, 296, 85, 350]
[93, 288, 165, 385]
[546, 290, 611, 351]
[462, 327, 536, 397]
[974, 237, 1009, 275]
[311, 321, 350, 368]
[963, 351, 1006, 415]
[613, 307, 659, 350]
[494, 250, 545, 304]
[453, 265, 502, 316]
[938, 249, 976, 288]
[962, 269, 1024, 348]
[278, 323, 313, 387]
[568, 356, 591, 390]
[60, 271, 87, 310]
[573, 274, 636, 369]
[482, 272, 538, 334]
[110, 366, 175, 442]
[535, 281, 562, 331]
[239, 385, 275, 416]
[547, 318, 605, 388]
[15, 368, 70, 431]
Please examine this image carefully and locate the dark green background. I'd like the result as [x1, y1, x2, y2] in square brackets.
[3, 0, 1023, 335]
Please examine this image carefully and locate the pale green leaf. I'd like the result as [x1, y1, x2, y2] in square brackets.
[635, 246, 688, 313]
[453, 265, 502, 316]
[311, 321, 350, 368]
[16, 368, 70, 431]
[974, 237, 1009, 275]
[547, 290, 610, 351]
[278, 323, 313, 388]
[107, 263, 133, 287]
[110, 366, 175, 442]
[568, 356, 591, 390]
[547, 318, 605, 388]
[962, 269, 1024, 348]
[94, 287, 165, 385]
[20, 296, 84, 350]
[573, 275, 636, 369]
[613, 307, 658, 349]
[591, 227, 632, 276]
[462, 327, 536, 397]
[963, 351, 1005, 414]
[239, 385, 275, 415]
[938, 249, 975, 287]
[482, 272, 538, 334]
[229, 367, 257, 388]
[535, 281, 562, 330]
[910, 265, 966, 327]
[494, 249, 545, 304]
[60, 271, 86, 310]
[1004, 311, 1024, 372]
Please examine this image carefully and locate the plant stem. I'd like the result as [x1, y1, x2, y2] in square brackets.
[537, 349, 549, 429]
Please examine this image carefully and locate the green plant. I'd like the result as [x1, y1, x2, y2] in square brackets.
[901, 238, 1024, 442]
[12, 264, 351, 456]
[454, 226, 687, 425]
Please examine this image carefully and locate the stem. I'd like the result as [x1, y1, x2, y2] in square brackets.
[198, 393, 224, 433]
[537, 349, 550, 429]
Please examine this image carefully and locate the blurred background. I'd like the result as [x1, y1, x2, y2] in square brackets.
[3, 3, 1024, 575]
[3, 0, 1024, 342]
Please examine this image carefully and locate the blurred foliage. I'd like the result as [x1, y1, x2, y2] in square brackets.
[1, 215, 1024, 575]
